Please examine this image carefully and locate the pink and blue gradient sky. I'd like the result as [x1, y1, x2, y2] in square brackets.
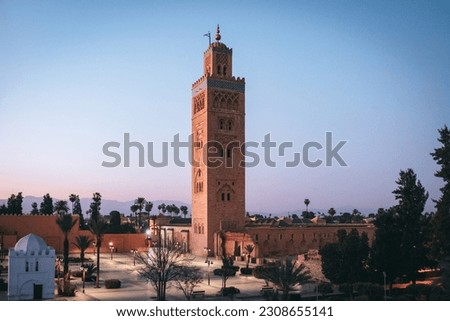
[1, 0, 449, 213]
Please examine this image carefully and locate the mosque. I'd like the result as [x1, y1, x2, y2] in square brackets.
[151, 26, 375, 259]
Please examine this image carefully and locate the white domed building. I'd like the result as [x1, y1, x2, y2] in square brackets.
[8, 233, 56, 300]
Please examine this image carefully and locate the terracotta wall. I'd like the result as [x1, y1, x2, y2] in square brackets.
[0, 215, 150, 254]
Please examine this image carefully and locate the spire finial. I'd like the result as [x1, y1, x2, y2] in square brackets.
[215, 24, 221, 42]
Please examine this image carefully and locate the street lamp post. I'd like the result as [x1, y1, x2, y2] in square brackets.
[131, 249, 137, 266]
[204, 247, 212, 286]
[80, 266, 86, 294]
[109, 241, 114, 260]
[93, 242, 96, 256]
[382, 271, 387, 301]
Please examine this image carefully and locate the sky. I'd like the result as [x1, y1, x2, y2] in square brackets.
[1, 0, 449, 214]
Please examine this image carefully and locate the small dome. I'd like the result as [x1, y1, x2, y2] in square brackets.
[14, 233, 48, 253]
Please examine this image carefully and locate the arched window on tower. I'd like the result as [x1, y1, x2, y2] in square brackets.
[219, 119, 224, 130]
[217, 64, 221, 75]
[228, 120, 233, 130]
[223, 65, 227, 76]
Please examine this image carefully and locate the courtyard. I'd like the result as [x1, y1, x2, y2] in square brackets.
[0, 251, 322, 301]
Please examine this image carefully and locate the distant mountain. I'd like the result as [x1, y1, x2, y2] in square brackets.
[0, 196, 190, 217]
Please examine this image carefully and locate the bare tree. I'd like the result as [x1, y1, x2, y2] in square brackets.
[136, 242, 196, 301]
[173, 265, 203, 300]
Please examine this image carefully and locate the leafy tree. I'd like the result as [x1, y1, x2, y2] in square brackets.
[328, 208, 336, 218]
[173, 265, 203, 300]
[393, 168, 431, 283]
[0, 204, 6, 215]
[40, 193, 53, 215]
[431, 125, 450, 259]
[320, 229, 370, 298]
[256, 256, 312, 300]
[166, 204, 173, 216]
[6, 194, 16, 214]
[54, 200, 69, 215]
[370, 208, 403, 291]
[6, 192, 23, 215]
[214, 256, 237, 291]
[15, 192, 23, 214]
[88, 215, 108, 288]
[31, 202, 39, 215]
[73, 235, 93, 265]
[109, 210, 121, 227]
[301, 211, 315, 219]
[304, 199, 310, 213]
[136, 241, 194, 301]
[73, 195, 82, 215]
[180, 205, 188, 218]
[56, 213, 78, 274]
[88, 192, 101, 222]
[158, 203, 167, 214]
[338, 212, 352, 223]
[71, 195, 84, 228]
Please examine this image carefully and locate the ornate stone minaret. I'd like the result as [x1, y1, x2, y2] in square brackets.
[190, 25, 246, 256]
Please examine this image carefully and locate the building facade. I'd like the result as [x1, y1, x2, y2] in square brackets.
[190, 26, 246, 256]
[8, 233, 56, 300]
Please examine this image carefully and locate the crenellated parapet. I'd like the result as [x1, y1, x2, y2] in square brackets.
[192, 74, 245, 89]
[9, 247, 55, 257]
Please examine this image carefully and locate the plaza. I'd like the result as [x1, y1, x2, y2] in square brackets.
[1, 251, 322, 301]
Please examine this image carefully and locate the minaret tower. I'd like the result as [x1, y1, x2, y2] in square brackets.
[190, 25, 246, 256]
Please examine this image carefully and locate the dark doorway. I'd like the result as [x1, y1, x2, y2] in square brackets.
[33, 283, 43, 300]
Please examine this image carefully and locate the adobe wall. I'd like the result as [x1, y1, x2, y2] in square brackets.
[0, 215, 151, 254]
[223, 224, 375, 259]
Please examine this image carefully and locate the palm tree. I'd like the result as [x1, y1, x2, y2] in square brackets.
[89, 216, 109, 288]
[135, 197, 146, 229]
[328, 208, 336, 217]
[244, 244, 254, 269]
[56, 213, 78, 274]
[304, 199, 310, 213]
[257, 256, 312, 300]
[69, 194, 77, 214]
[73, 235, 94, 265]
[145, 201, 153, 214]
[130, 204, 139, 228]
[31, 202, 39, 215]
[180, 205, 188, 218]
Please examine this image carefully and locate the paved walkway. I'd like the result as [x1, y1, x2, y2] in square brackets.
[1, 252, 321, 301]
[67, 253, 272, 301]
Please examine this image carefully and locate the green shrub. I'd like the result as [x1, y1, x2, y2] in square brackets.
[218, 286, 240, 296]
[213, 268, 236, 277]
[105, 279, 121, 289]
[240, 267, 254, 275]
[318, 282, 333, 296]
[405, 284, 433, 300]
[354, 282, 384, 300]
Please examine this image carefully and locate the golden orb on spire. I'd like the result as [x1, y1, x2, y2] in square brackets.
[215, 24, 221, 41]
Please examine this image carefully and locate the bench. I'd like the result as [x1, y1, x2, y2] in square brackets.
[260, 287, 274, 294]
[191, 290, 205, 300]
